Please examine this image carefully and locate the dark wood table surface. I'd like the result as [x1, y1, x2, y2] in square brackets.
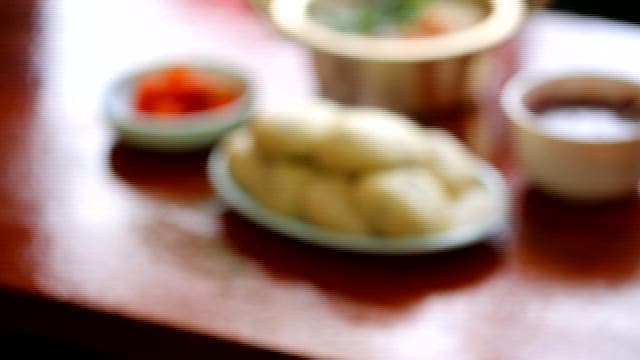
[2, 1, 640, 358]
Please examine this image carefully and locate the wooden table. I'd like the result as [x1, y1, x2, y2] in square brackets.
[2, 1, 640, 358]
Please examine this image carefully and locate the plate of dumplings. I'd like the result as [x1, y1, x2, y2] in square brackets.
[208, 101, 508, 254]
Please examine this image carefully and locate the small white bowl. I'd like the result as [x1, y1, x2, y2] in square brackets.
[208, 149, 509, 255]
[105, 62, 254, 151]
[501, 71, 640, 202]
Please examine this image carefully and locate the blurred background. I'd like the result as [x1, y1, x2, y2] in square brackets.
[1, 0, 639, 357]
[553, 0, 640, 24]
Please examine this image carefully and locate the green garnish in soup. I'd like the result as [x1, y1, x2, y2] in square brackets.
[311, 0, 486, 37]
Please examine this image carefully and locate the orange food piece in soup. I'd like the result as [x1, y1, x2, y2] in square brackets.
[406, 15, 450, 37]
[134, 66, 242, 118]
[404, 0, 485, 37]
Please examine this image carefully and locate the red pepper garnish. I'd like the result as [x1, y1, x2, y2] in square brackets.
[134, 65, 242, 119]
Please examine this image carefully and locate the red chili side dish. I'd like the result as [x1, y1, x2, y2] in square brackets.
[134, 66, 243, 119]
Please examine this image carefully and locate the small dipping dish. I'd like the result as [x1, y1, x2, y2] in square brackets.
[105, 62, 253, 151]
[502, 72, 640, 202]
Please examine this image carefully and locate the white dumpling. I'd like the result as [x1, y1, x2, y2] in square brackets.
[251, 101, 339, 159]
[225, 128, 269, 199]
[259, 160, 314, 216]
[313, 108, 431, 174]
[448, 187, 497, 227]
[353, 168, 450, 237]
[226, 129, 314, 216]
[420, 129, 479, 195]
[302, 175, 369, 234]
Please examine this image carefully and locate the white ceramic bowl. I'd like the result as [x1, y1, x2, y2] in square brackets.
[501, 72, 640, 202]
[105, 62, 253, 151]
[208, 149, 509, 255]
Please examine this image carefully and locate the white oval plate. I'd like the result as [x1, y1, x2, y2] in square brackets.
[208, 149, 509, 255]
[104, 62, 254, 151]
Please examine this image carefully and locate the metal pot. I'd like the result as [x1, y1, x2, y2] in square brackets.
[264, 0, 526, 115]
